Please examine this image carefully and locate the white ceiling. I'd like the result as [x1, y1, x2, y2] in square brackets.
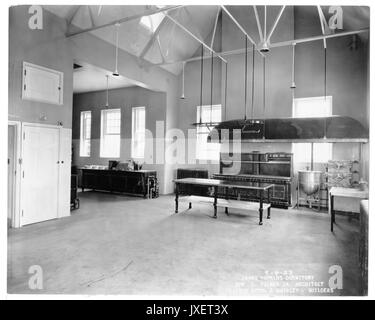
[73, 62, 141, 93]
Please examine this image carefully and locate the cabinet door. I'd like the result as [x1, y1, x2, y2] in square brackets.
[58, 128, 71, 218]
[22, 62, 63, 105]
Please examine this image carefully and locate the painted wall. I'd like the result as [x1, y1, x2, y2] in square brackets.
[69, 29, 180, 194]
[72, 86, 167, 191]
[9, 6, 73, 128]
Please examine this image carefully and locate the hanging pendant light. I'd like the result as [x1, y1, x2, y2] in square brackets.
[199, 44, 204, 124]
[291, 43, 296, 89]
[251, 43, 255, 119]
[105, 75, 110, 108]
[113, 23, 120, 77]
[180, 62, 185, 99]
[210, 51, 214, 124]
[244, 36, 248, 120]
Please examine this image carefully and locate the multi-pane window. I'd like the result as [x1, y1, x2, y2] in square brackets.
[196, 105, 221, 161]
[80, 111, 91, 157]
[100, 109, 121, 158]
[131, 106, 146, 159]
[292, 96, 332, 163]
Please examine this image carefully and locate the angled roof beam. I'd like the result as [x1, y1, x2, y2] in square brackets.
[67, 5, 183, 37]
[253, 6, 263, 43]
[210, 6, 221, 49]
[266, 6, 286, 43]
[139, 16, 168, 59]
[164, 12, 227, 63]
[317, 6, 329, 48]
[221, 5, 264, 57]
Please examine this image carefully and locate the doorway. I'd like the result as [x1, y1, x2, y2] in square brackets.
[20, 124, 60, 225]
[8, 125, 15, 228]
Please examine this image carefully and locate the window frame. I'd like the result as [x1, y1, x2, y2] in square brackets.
[79, 110, 91, 157]
[131, 106, 146, 159]
[195, 104, 222, 161]
[100, 108, 121, 158]
[292, 96, 333, 164]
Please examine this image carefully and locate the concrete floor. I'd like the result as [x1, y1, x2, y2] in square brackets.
[8, 191, 361, 296]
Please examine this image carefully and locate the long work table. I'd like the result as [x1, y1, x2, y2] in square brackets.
[173, 178, 274, 225]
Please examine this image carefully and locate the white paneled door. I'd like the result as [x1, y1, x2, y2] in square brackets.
[21, 125, 60, 225]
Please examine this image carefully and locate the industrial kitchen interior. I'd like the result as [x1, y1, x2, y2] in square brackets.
[7, 4, 370, 297]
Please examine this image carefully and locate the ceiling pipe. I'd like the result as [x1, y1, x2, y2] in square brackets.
[259, 6, 269, 52]
[266, 6, 286, 44]
[210, 6, 221, 50]
[253, 6, 264, 42]
[317, 5, 328, 48]
[148, 28, 368, 67]
[67, 5, 183, 37]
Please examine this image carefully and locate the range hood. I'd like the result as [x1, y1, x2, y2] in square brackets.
[207, 116, 368, 143]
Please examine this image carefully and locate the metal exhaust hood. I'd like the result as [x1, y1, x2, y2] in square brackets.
[207, 116, 368, 143]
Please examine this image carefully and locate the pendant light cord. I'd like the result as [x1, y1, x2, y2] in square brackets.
[244, 36, 248, 120]
[199, 44, 204, 124]
[251, 43, 255, 119]
[224, 62, 228, 121]
[324, 47, 327, 99]
[263, 56, 266, 117]
[106, 75, 109, 107]
[210, 51, 214, 123]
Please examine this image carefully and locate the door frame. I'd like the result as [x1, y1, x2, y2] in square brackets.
[8, 121, 21, 228]
[19, 122, 62, 227]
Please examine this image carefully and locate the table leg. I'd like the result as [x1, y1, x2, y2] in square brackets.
[175, 184, 179, 214]
[330, 194, 335, 232]
[267, 188, 271, 219]
[259, 191, 263, 225]
[225, 187, 229, 215]
[213, 186, 218, 219]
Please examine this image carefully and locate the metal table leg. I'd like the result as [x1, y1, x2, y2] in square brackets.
[259, 191, 263, 225]
[267, 188, 271, 219]
[213, 186, 218, 219]
[330, 193, 335, 232]
[175, 184, 179, 214]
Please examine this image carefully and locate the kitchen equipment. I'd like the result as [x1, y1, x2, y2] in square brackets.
[297, 170, 323, 210]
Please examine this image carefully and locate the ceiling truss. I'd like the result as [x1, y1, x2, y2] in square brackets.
[66, 5, 369, 69]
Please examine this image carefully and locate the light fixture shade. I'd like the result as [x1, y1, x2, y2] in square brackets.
[260, 41, 270, 52]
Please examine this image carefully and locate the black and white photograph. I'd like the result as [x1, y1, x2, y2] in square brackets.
[2, 1, 374, 302]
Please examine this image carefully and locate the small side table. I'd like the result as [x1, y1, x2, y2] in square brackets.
[328, 187, 368, 232]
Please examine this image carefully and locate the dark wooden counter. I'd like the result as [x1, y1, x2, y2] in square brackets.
[81, 169, 157, 198]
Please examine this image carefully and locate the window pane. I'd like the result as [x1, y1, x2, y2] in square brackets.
[292, 96, 332, 165]
[196, 105, 221, 161]
[100, 109, 121, 158]
[132, 107, 146, 158]
[80, 111, 91, 157]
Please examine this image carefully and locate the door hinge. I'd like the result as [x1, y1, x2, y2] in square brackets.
[22, 210, 24, 217]
[23, 132, 25, 140]
[24, 70, 26, 76]
[22, 171, 24, 178]
[24, 84, 26, 91]
[19, 158, 22, 165]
